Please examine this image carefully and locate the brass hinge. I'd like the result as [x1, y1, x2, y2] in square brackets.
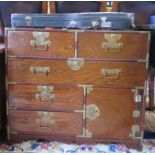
[7, 55, 16, 58]
[74, 104, 86, 119]
[67, 58, 84, 71]
[7, 125, 10, 140]
[131, 89, 142, 103]
[77, 85, 93, 96]
[67, 29, 85, 32]
[6, 100, 9, 116]
[133, 110, 140, 118]
[77, 127, 92, 138]
[9, 131, 18, 135]
[137, 59, 146, 63]
[138, 31, 150, 34]
[129, 125, 140, 138]
[8, 81, 17, 85]
[8, 107, 17, 110]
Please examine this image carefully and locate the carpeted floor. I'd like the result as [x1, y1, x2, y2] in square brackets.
[0, 140, 155, 153]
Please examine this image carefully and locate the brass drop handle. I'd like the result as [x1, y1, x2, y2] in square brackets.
[30, 66, 50, 76]
[30, 32, 51, 51]
[35, 93, 55, 103]
[102, 43, 123, 52]
[37, 112, 55, 127]
[31, 42, 51, 51]
[101, 68, 122, 78]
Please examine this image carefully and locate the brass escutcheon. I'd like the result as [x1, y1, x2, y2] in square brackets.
[67, 58, 84, 71]
[86, 104, 100, 120]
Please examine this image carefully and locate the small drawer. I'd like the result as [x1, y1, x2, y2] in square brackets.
[8, 84, 83, 111]
[9, 110, 83, 135]
[7, 30, 74, 58]
[8, 58, 146, 87]
[78, 31, 149, 60]
[85, 87, 143, 138]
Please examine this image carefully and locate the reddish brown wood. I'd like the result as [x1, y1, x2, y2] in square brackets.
[8, 59, 146, 87]
[8, 84, 83, 111]
[41, 2, 48, 13]
[9, 109, 83, 135]
[6, 28, 148, 151]
[78, 31, 149, 60]
[7, 30, 74, 58]
[49, 1, 56, 13]
[112, 1, 119, 12]
[86, 87, 142, 138]
[99, 2, 107, 12]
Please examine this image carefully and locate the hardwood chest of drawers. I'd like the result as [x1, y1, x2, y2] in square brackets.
[5, 28, 150, 150]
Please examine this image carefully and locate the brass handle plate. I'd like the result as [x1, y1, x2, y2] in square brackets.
[101, 68, 122, 78]
[102, 34, 123, 52]
[36, 112, 55, 127]
[35, 86, 55, 103]
[30, 32, 51, 51]
[30, 66, 50, 76]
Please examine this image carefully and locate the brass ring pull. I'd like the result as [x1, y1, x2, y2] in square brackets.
[101, 68, 122, 78]
[30, 66, 50, 76]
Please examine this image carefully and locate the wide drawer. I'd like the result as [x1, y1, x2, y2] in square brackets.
[85, 87, 143, 139]
[8, 58, 147, 87]
[78, 31, 149, 60]
[7, 30, 74, 58]
[9, 110, 83, 135]
[8, 84, 83, 111]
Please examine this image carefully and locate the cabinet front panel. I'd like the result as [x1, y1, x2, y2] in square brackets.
[78, 32, 149, 60]
[86, 87, 142, 139]
[8, 84, 83, 111]
[8, 59, 146, 87]
[9, 110, 83, 135]
[7, 30, 74, 58]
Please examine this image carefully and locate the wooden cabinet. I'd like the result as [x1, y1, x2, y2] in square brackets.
[6, 28, 150, 150]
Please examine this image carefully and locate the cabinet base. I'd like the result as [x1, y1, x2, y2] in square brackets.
[8, 133, 143, 151]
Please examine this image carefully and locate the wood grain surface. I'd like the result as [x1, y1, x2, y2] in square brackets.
[8, 84, 83, 111]
[8, 58, 146, 87]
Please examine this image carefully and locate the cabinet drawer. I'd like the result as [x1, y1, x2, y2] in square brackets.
[7, 30, 74, 58]
[9, 110, 83, 135]
[85, 87, 143, 139]
[8, 58, 146, 87]
[78, 31, 149, 60]
[8, 84, 83, 111]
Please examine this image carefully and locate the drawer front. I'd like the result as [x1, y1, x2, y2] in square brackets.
[8, 59, 146, 87]
[8, 84, 83, 111]
[7, 30, 74, 58]
[9, 110, 82, 135]
[78, 32, 149, 60]
[85, 87, 143, 139]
